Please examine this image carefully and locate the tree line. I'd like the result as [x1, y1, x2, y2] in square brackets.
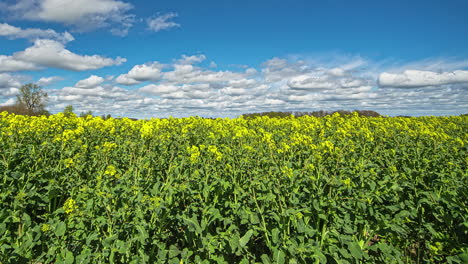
[241, 110, 382, 118]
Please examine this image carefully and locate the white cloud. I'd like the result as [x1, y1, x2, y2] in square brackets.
[285, 66, 369, 91]
[0, 22, 74, 42]
[13, 39, 126, 71]
[139, 84, 179, 95]
[227, 78, 258, 88]
[178, 54, 206, 65]
[0, 55, 41, 72]
[287, 74, 335, 90]
[328, 68, 346, 77]
[187, 71, 247, 84]
[378, 70, 468, 88]
[115, 74, 141, 86]
[115, 62, 163, 85]
[5, 0, 135, 35]
[147, 12, 180, 32]
[163, 63, 248, 85]
[0, 73, 23, 97]
[0, 73, 22, 89]
[55, 85, 131, 102]
[37, 76, 63, 86]
[75, 75, 105, 88]
[262, 57, 307, 82]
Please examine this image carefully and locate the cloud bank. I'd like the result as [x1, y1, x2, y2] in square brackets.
[1, 49, 466, 117]
[379, 70, 468, 88]
[36, 55, 466, 118]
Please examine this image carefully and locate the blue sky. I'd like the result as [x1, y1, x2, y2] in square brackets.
[1, 0, 467, 117]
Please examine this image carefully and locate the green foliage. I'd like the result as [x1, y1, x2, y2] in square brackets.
[63, 105, 75, 117]
[101, 114, 112, 120]
[79, 110, 93, 118]
[0, 113, 466, 263]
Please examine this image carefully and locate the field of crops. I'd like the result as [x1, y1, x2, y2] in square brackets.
[0, 111, 466, 263]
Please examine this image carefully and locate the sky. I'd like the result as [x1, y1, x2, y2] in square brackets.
[0, 0, 467, 118]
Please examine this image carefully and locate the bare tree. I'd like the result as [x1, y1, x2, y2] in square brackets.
[16, 83, 48, 114]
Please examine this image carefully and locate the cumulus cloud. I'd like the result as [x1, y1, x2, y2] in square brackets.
[0, 55, 41, 72]
[0, 73, 22, 89]
[0, 23, 74, 42]
[178, 54, 206, 65]
[378, 70, 468, 88]
[4, 0, 135, 35]
[163, 62, 249, 85]
[61, 86, 118, 97]
[287, 74, 335, 90]
[75, 75, 105, 88]
[139, 84, 179, 95]
[280, 63, 369, 92]
[147, 12, 180, 32]
[12, 39, 126, 71]
[0, 73, 23, 97]
[115, 62, 164, 85]
[262, 58, 307, 82]
[115, 74, 140, 86]
[37, 76, 63, 86]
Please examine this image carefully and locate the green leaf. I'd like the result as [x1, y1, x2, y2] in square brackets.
[312, 250, 327, 264]
[115, 240, 127, 254]
[168, 245, 181, 258]
[136, 225, 149, 244]
[239, 230, 253, 248]
[313, 200, 320, 211]
[63, 249, 74, 264]
[239, 258, 249, 264]
[183, 216, 202, 234]
[261, 254, 271, 264]
[103, 234, 118, 248]
[86, 232, 99, 246]
[347, 241, 363, 259]
[229, 235, 239, 252]
[457, 251, 468, 263]
[273, 249, 285, 264]
[271, 228, 280, 244]
[55, 221, 66, 237]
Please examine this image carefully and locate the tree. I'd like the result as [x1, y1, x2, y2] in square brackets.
[63, 105, 75, 117]
[101, 114, 112, 120]
[79, 110, 93, 118]
[16, 83, 48, 115]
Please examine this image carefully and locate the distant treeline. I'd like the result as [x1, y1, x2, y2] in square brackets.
[241, 110, 382, 118]
[0, 104, 50, 116]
